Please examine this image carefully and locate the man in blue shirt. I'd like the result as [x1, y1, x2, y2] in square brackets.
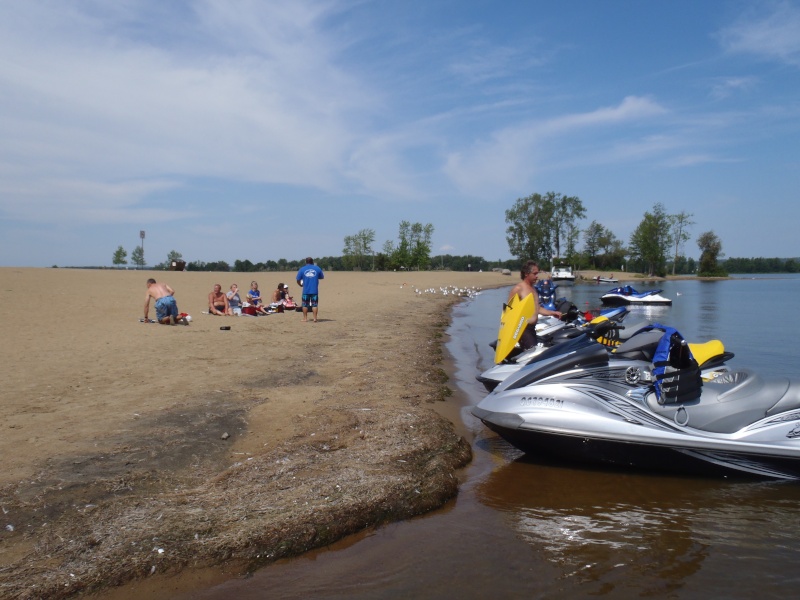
[296, 257, 325, 322]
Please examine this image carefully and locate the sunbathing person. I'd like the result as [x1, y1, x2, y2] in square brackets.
[226, 283, 242, 316]
[247, 281, 269, 315]
[208, 283, 230, 316]
[273, 282, 296, 303]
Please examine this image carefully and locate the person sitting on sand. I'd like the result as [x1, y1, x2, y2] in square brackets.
[272, 283, 288, 303]
[143, 278, 184, 325]
[247, 281, 269, 315]
[226, 283, 242, 316]
[208, 283, 230, 316]
[279, 283, 297, 309]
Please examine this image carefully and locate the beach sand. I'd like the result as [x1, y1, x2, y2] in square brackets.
[0, 267, 517, 598]
[0, 266, 648, 598]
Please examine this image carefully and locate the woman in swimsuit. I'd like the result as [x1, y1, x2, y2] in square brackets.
[271, 283, 288, 303]
[226, 284, 242, 316]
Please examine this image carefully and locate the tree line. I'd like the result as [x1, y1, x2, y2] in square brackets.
[112, 195, 792, 276]
[723, 257, 800, 273]
[504, 193, 727, 277]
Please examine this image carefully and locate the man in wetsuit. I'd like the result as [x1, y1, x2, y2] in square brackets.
[508, 261, 562, 349]
[144, 278, 181, 325]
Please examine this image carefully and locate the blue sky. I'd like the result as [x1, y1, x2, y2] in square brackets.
[1, 0, 799, 267]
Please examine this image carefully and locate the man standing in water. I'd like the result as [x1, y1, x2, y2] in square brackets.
[296, 257, 325, 322]
[143, 278, 182, 325]
[508, 260, 562, 349]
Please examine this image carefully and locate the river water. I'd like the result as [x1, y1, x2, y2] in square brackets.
[181, 276, 800, 599]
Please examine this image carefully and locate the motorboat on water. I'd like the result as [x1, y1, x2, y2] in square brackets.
[550, 265, 575, 284]
[595, 275, 619, 284]
[600, 285, 672, 306]
[472, 324, 800, 480]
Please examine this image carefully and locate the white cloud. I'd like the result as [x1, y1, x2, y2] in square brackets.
[442, 96, 668, 196]
[0, 1, 381, 225]
[717, 1, 800, 66]
[709, 76, 759, 100]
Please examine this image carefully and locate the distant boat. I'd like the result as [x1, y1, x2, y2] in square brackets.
[551, 265, 575, 283]
[600, 285, 672, 306]
[595, 275, 619, 284]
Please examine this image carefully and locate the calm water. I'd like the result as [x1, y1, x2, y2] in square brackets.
[183, 276, 800, 599]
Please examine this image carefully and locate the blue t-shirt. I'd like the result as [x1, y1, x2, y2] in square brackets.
[296, 264, 324, 295]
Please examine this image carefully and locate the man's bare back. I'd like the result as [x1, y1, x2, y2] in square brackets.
[144, 279, 179, 324]
[146, 281, 174, 301]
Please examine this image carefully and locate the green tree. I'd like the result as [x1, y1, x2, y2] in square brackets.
[547, 192, 586, 260]
[131, 245, 145, 269]
[697, 231, 727, 277]
[374, 252, 390, 271]
[409, 222, 434, 270]
[505, 193, 554, 262]
[670, 211, 695, 275]
[505, 191, 584, 264]
[583, 221, 605, 267]
[382, 221, 434, 270]
[583, 221, 625, 270]
[112, 245, 128, 266]
[233, 259, 255, 272]
[565, 222, 582, 266]
[394, 221, 412, 269]
[381, 239, 398, 270]
[628, 203, 673, 276]
[342, 228, 376, 270]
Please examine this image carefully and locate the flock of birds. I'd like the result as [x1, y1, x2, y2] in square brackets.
[402, 283, 483, 299]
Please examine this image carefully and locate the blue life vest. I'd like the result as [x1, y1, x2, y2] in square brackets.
[641, 324, 703, 405]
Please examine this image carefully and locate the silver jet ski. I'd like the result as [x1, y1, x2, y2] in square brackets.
[471, 325, 800, 480]
[478, 307, 646, 392]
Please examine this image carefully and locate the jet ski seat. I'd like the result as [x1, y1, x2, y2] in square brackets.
[647, 369, 795, 433]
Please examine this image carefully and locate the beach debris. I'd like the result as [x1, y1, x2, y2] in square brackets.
[221, 432, 230, 440]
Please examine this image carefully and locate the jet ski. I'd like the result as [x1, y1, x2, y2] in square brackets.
[534, 278, 559, 309]
[470, 325, 800, 480]
[600, 285, 672, 306]
[477, 308, 644, 392]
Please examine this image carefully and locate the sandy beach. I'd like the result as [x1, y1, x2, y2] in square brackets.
[0, 267, 512, 598]
[0, 266, 649, 598]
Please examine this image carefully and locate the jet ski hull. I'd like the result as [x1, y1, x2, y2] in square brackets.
[472, 347, 800, 480]
[600, 286, 672, 306]
[473, 406, 800, 479]
[600, 294, 672, 306]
